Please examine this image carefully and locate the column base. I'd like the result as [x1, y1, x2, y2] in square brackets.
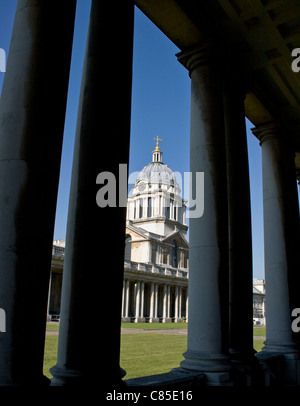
[50, 365, 87, 386]
[229, 348, 264, 386]
[162, 318, 172, 323]
[180, 350, 232, 386]
[50, 364, 126, 386]
[261, 340, 299, 354]
[134, 317, 145, 323]
[256, 348, 300, 386]
[149, 318, 159, 323]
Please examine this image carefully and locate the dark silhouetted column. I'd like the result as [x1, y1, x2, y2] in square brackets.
[0, 0, 76, 385]
[222, 68, 258, 383]
[50, 0, 134, 386]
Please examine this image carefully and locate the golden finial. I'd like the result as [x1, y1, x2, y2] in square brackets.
[154, 136, 162, 151]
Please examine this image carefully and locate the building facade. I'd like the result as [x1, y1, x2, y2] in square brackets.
[253, 279, 266, 325]
[48, 142, 266, 326]
[48, 141, 190, 323]
[123, 139, 189, 322]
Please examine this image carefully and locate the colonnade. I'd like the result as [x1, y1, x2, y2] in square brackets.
[176, 42, 300, 385]
[121, 280, 188, 323]
[0, 0, 299, 387]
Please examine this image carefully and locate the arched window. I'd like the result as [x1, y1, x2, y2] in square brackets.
[172, 240, 178, 268]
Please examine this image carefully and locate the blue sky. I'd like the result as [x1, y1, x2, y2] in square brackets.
[0, 1, 265, 278]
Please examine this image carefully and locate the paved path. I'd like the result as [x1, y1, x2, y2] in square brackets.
[121, 328, 188, 335]
[45, 329, 265, 340]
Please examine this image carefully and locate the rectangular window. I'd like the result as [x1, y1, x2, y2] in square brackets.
[148, 197, 152, 218]
[152, 243, 157, 263]
[139, 199, 143, 218]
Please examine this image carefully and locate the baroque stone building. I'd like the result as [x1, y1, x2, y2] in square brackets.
[48, 142, 266, 326]
[49, 141, 190, 323]
[123, 139, 189, 323]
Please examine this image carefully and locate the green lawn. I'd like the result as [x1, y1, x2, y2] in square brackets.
[43, 323, 266, 380]
[43, 336, 59, 378]
[121, 334, 186, 380]
[253, 326, 266, 336]
[121, 322, 188, 330]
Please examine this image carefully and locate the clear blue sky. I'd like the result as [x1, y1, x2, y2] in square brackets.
[0, 1, 265, 278]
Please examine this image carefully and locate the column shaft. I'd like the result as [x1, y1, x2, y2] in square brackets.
[253, 124, 300, 353]
[154, 285, 158, 319]
[122, 281, 125, 318]
[125, 280, 130, 319]
[140, 282, 145, 320]
[163, 285, 167, 322]
[178, 286, 182, 319]
[50, 0, 134, 386]
[177, 42, 231, 384]
[135, 282, 141, 322]
[0, 0, 76, 385]
[252, 123, 300, 385]
[167, 285, 171, 320]
[222, 72, 255, 365]
[175, 286, 179, 322]
[149, 283, 155, 322]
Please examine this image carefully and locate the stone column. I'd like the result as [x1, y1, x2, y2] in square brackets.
[185, 289, 189, 322]
[154, 285, 159, 320]
[222, 66, 256, 375]
[252, 123, 300, 384]
[178, 286, 182, 320]
[0, 0, 76, 385]
[47, 270, 53, 321]
[134, 282, 140, 323]
[177, 41, 231, 385]
[149, 283, 155, 323]
[163, 285, 168, 323]
[175, 286, 179, 322]
[125, 280, 130, 320]
[50, 0, 134, 386]
[167, 285, 171, 321]
[140, 282, 145, 322]
[122, 280, 125, 318]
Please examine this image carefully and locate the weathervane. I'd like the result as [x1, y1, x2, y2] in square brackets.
[154, 135, 162, 151]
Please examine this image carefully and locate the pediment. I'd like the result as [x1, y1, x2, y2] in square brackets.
[162, 229, 189, 249]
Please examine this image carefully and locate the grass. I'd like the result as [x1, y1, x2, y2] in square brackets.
[121, 322, 188, 330]
[42, 323, 266, 380]
[46, 323, 60, 331]
[253, 326, 266, 336]
[43, 335, 59, 379]
[120, 334, 186, 380]
[253, 340, 265, 353]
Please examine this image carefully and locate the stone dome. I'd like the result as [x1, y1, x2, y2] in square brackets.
[136, 161, 178, 186]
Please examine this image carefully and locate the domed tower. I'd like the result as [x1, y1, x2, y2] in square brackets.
[127, 138, 187, 239]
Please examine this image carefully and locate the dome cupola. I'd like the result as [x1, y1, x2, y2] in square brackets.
[126, 138, 187, 237]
